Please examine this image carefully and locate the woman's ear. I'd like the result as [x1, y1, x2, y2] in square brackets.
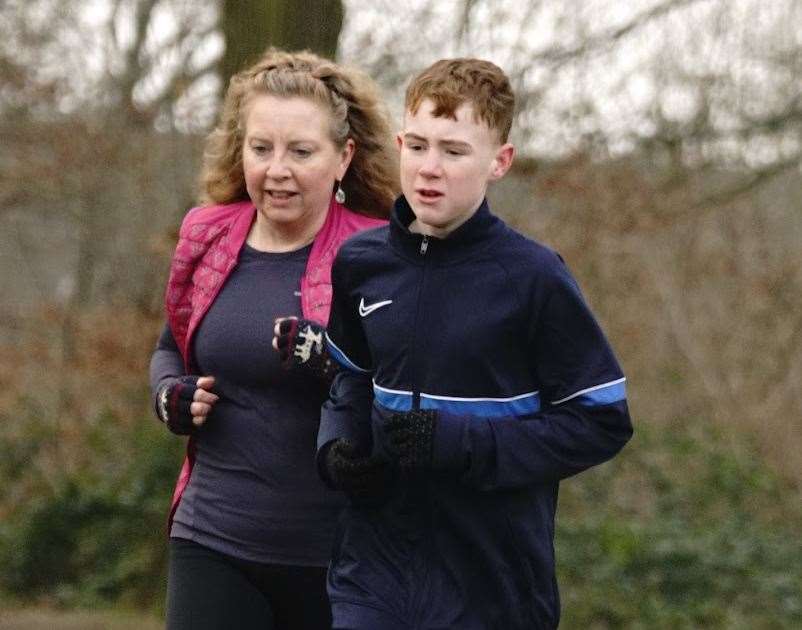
[338, 138, 356, 180]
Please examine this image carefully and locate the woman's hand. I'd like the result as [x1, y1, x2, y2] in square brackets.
[273, 317, 337, 382]
[157, 375, 218, 434]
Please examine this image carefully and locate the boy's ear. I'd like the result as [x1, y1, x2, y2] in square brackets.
[489, 143, 515, 181]
[395, 132, 404, 151]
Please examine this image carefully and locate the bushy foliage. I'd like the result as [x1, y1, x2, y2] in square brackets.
[1, 424, 179, 607]
[557, 423, 802, 629]
[0, 307, 183, 612]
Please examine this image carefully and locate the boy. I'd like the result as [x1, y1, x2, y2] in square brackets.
[318, 58, 632, 630]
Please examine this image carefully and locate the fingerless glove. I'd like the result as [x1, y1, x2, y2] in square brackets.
[156, 375, 200, 435]
[276, 318, 338, 382]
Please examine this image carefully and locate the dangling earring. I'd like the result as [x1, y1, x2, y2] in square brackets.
[334, 181, 346, 204]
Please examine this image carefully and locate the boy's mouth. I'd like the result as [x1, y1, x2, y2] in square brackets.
[416, 188, 444, 200]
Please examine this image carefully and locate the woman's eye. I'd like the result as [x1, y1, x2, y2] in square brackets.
[293, 148, 312, 158]
[252, 145, 268, 154]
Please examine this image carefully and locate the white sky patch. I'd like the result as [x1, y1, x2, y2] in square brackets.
[340, 0, 799, 161]
[6, 0, 796, 169]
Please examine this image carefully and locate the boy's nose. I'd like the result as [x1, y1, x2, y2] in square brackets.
[418, 150, 443, 177]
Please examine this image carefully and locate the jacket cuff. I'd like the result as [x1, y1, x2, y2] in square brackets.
[432, 411, 467, 472]
[317, 413, 361, 452]
[316, 409, 365, 488]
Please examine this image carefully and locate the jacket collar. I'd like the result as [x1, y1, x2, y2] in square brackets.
[388, 195, 502, 264]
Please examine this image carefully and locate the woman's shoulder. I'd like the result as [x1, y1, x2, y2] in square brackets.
[179, 200, 254, 235]
[333, 204, 388, 237]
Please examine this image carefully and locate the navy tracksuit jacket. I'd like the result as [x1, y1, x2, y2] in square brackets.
[319, 196, 633, 629]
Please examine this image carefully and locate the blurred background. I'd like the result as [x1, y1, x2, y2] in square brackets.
[1, 0, 800, 628]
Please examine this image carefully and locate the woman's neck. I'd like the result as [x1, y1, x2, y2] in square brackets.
[247, 211, 326, 253]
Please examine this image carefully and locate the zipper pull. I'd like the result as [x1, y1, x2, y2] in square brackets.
[420, 235, 429, 255]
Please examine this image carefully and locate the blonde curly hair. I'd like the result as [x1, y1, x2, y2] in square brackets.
[200, 48, 398, 218]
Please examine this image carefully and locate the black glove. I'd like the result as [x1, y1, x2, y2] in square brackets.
[156, 375, 200, 435]
[384, 410, 438, 471]
[275, 318, 337, 382]
[324, 439, 392, 506]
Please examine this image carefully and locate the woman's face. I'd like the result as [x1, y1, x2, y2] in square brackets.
[242, 94, 354, 233]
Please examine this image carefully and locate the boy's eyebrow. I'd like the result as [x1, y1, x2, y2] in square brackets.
[403, 132, 472, 149]
[440, 139, 472, 149]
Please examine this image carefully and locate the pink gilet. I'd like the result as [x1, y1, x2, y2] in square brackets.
[163, 198, 386, 527]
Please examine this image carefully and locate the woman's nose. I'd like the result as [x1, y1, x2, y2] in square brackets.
[265, 153, 290, 178]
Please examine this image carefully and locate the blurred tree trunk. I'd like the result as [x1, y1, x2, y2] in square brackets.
[221, 0, 344, 85]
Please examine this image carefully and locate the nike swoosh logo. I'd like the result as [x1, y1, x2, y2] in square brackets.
[359, 298, 393, 317]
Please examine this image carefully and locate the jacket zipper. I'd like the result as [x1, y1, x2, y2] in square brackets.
[411, 233, 433, 626]
[410, 235, 429, 410]
[409, 234, 431, 628]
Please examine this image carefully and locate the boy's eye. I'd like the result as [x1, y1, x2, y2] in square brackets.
[408, 143, 424, 152]
[446, 149, 464, 156]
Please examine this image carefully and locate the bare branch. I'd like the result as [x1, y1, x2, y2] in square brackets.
[687, 156, 801, 210]
[530, 0, 711, 67]
[456, 0, 480, 45]
[148, 57, 219, 112]
[117, 0, 161, 125]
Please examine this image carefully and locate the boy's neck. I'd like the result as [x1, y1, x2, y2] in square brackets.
[408, 201, 483, 239]
[409, 219, 452, 239]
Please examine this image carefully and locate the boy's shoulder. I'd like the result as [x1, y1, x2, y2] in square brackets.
[493, 218, 567, 280]
[335, 223, 390, 264]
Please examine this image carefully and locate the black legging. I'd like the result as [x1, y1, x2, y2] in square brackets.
[166, 537, 332, 630]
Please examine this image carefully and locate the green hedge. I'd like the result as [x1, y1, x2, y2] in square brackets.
[557, 424, 802, 629]
[0, 405, 181, 611]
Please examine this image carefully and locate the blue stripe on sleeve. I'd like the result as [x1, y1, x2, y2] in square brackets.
[551, 377, 626, 407]
[372, 384, 413, 411]
[325, 332, 371, 373]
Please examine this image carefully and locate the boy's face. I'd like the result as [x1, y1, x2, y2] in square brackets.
[397, 98, 514, 238]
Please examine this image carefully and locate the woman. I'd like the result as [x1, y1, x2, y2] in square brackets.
[149, 48, 397, 629]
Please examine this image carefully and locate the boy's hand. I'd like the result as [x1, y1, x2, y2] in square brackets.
[324, 439, 392, 505]
[157, 375, 218, 435]
[384, 410, 438, 470]
[273, 317, 338, 381]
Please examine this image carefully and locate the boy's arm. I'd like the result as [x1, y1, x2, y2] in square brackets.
[389, 260, 633, 491]
[318, 370, 374, 454]
[316, 251, 375, 468]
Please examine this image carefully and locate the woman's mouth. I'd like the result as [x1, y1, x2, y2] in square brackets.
[267, 190, 297, 200]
